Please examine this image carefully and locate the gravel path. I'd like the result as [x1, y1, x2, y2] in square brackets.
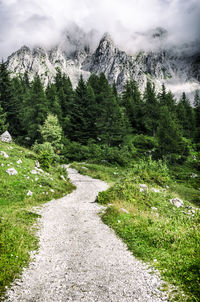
[5, 167, 168, 302]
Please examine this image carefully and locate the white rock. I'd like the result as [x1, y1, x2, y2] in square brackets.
[0, 151, 9, 158]
[169, 198, 184, 208]
[30, 170, 38, 175]
[35, 160, 40, 168]
[50, 189, 55, 193]
[139, 184, 148, 192]
[6, 168, 18, 175]
[35, 168, 44, 173]
[120, 208, 129, 214]
[151, 188, 161, 193]
[27, 190, 33, 196]
[139, 184, 148, 188]
[60, 175, 66, 181]
[0, 131, 12, 143]
[17, 159, 22, 164]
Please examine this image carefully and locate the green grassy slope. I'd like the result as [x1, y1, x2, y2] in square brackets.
[71, 161, 200, 302]
[0, 141, 75, 299]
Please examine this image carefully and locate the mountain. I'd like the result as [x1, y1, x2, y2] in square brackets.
[6, 27, 200, 100]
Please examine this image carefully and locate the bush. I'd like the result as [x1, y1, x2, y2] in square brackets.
[132, 135, 158, 156]
[32, 142, 55, 170]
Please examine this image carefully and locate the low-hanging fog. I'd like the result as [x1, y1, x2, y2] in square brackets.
[0, 0, 200, 58]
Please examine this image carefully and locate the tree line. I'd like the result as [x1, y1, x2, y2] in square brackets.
[0, 61, 199, 165]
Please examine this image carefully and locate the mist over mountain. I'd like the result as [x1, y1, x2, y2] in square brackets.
[6, 24, 200, 101]
[0, 0, 200, 58]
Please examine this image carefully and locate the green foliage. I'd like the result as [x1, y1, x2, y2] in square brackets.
[24, 74, 48, 143]
[0, 141, 74, 298]
[132, 134, 158, 156]
[156, 106, 189, 162]
[39, 114, 63, 152]
[0, 104, 7, 133]
[86, 162, 199, 302]
[32, 142, 55, 170]
[143, 81, 160, 136]
[176, 92, 195, 139]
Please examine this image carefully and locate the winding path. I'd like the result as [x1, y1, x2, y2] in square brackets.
[5, 167, 168, 302]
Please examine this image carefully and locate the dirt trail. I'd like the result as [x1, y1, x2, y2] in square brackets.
[5, 167, 168, 302]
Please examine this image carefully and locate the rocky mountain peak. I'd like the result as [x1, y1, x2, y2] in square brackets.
[6, 28, 200, 100]
[97, 32, 116, 54]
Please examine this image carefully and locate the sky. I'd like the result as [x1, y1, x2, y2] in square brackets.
[0, 0, 199, 58]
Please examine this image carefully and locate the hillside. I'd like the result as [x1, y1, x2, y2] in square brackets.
[0, 140, 74, 299]
[71, 161, 200, 302]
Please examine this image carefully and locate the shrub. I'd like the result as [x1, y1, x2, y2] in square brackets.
[32, 142, 55, 170]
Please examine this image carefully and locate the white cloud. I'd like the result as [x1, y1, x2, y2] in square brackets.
[0, 0, 199, 58]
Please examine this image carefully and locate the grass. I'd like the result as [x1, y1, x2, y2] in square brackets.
[0, 141, 75, 300]
[71, 159, 200, 302]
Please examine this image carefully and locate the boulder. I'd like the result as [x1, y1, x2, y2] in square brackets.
[6, 168, 18, 175]
[139, 184, 148, 192]
[27, 190, 33, 196]
[151, 188, 161, 193]
[169, 198, 184, 208]
[0, 151, 9, 158]
[0, 131, 12, 143]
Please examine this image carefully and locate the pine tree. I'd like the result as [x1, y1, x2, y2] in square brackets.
[46, 84, 62, 121]
[0, 103, 7, 134]
[156, 106, 188, 162]
[176, 92, 195, 138]
[143, 81, 159, 136]
[96, 73, 128, 146]
[0, 61, 20, 136]
[194, 90, 200, 143]
[122, 79, 144, 133]
[159, 84, 176, 112]
[25, 74, 49, 143]
[70, 75, 98, 143]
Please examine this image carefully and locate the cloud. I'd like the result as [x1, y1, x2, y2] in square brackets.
[0, 0, 199, 58]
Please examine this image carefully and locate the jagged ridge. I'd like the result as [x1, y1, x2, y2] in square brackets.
[6, 29, 200, 99]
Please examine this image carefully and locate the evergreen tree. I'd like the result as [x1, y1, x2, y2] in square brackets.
[194, 90, 200, 143]
[0, 61, 20, 136]
[176, 92, 195, 138]
[122, 79, 144, 133]
[69, 75, 98, 143]
[0, 103, 7, 133]
[159, 84, 176, 112]
[46, 84, 62, 120]
[96, 73, 128, 146]
[25, 74, 48, 143]
[143, 81, 159, 136]
[156, 106, 188, 162]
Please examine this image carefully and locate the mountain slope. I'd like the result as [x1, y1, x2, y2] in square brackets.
[6, 28, 200, 99]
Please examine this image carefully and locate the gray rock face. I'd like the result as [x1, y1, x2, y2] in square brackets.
[0, 131, 12, 143]
[6, 29, 200, 99]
